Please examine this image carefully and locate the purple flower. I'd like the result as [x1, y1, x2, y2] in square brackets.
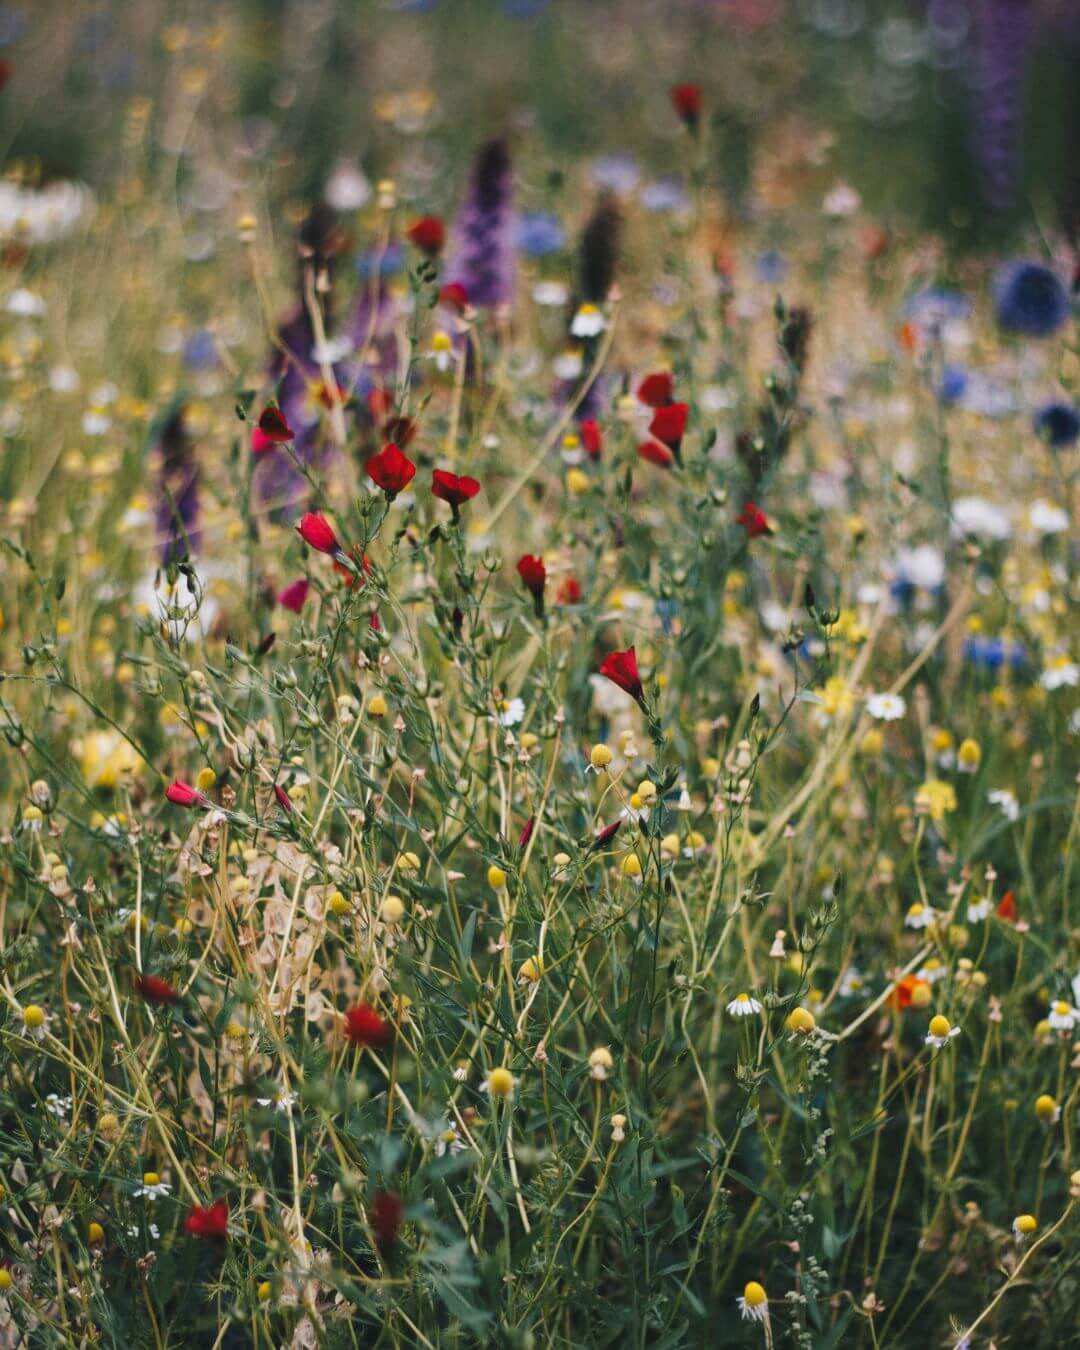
[445, 139, 515, 310]
[156, 405, 201, 564]
[969, 0, 1036, 212]
[993, 260, 1070, 337]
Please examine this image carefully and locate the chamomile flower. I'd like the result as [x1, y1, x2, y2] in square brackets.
[434, 1123, 465, 1157]
[1047, 1000, 1079, 1032]
[956, 738, 981, 773]
[1012, 1213, 1037, 1242]
[1039, 656, 1079, 691]
[1034, 1094, 1061, 1125]
[127, 1223, 161, 1240]
[484, 1066, 516, 1099]
[904, 902, 937, 929]
[570, 303, 606, 338]
[256, 1089, 297, 1113]
[588, 1046, 614, 1080]
[21, 1004, 49, 1040]
[838, 966, 865, 997]
[587, 743, 613, 774]
[726, 992, 762, 1017]
[966, 895, 992, 923]
[866, 692, 906, 721]
[133, 1172, 171, 1200]
[498, 697, 525, 727]
[737, 1280, 769, 1323]
[43, 1093, 72, 1120]
[925, 1014, 960, 1049]
[915, 779, 956, 823]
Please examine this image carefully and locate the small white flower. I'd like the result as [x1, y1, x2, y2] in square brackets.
[925, 1025, 960, 1050]
[434, 1123, 465, 1157]
[987, 789, 1020, 822]
[552, 348, 584, 381]
[1029, 498, 1069, 534]
[1040, 658, 1079, 691]
[904, 903, 937, 929]
[838, 966, 865, 998]
[726, 992, 762, 1017]
[6, 288, 47, 317]
[533, 280, 569, 307]
[1047, 1000, 1079, 1032]
[127, 1223, 161, 1240]
[498, 698, 525, 728]
[966, 897, 992, 923]
[256, 1089, 297, 1113]
[951, 496, 1011, 541]
[569, 305, 606, 338]
[133, 1178, 172, 1200]
[866, 692, 906, 721]
[452, 1063, 468, 1082]
[823, 182, 861, 216]
[82, 410, 112, 436]
[43, 1093, 72, 1119]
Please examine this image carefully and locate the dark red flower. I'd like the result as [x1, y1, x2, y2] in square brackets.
[334, 549, 372, 590]
[0, 61, 11, 91]
[649, 402, 689, 452]
[366, 442, 416, 497]
[256, 405, 294, 446]
[370, 610, 381, 632]
[636, 372, 674, 408]
[518, 815, 535, 852]
[671, 83, 702, 130]
[277, 578, 310, 613]
[431, 470, 481, 513]
[638, 439, 675, 469]
[996, 889, 1016, 922]
[580, 419, 603, 460]
[516, 554, 546, 601]
[297, 511, 341, 556]
[344, 1002, 392, 1049]
[384, 415, 417, 447]
[369, 1190, 403, 1253]
[184, 1198, 229, 1241]
[165, 780, 209, 808]
[368, 388, 394, 422]
[592, 819, 622, 850]
[736, 501, 771, 538]
[135, 974, 180, 1005]
[556, 577, 582, 605]
[439, 282, 469, 312]
[599, 646, 644, 704]
[274, 784, 293, 814]
[406, 216, 445, 257]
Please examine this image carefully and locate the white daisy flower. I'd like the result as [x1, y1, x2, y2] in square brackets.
[866, 692, 906, 721]
[966, 897, 992, 923]
[256, 1089, 297, 1113]
[569, 304, 606, 338]
[1028, 499, 1068, 535]
[533, 280, 569, 307]
[737, 1281, 769, 1322]
[1040, 657, 1079, 691]
[726, 992, 762, 1017]
[127, 1223, 161, 1240]
[904, 903, 937, 929]
[925, 1016, 961, 1049]
[838, 966, 865, 997]
[43, 1093, 72, 1119]
[434, 1123, 465, 1157]
[133, 1173, 171, 1200]
[1047, 1000, 1079, 1032]
[498, 698, 525, 728]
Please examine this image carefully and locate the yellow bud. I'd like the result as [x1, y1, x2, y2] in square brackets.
[518, 955, 544, 982]
[487, 1067, 514, 1098]
[328, 890, 351, 915]
[99, 1112, 119, 1134]
[397, 851, 421, 873]
[380, 895, 405, 924]
[743, 1281, 767, 1309]
[196, 767, 216, 792]
[0, 1270, 11, 1292]
[1035, 1094, 1059, 1123]
[660, 833, 680, 857]
[368, 694, 388, 718]
[787, 1006, 816, 1035]
[566, 468, 590, 496]
[257, 1280, 272, 1302]
[88, 1222, 105, 1245]
[142, 1172, 160, 1187]
[22, 1004, 46, 1030]
[636, 780, 657, 803]
[928, 1014, 951, 1039]
[1014, 1213, 1037, 1235]
[620, 853, 642, 879]
[487, 865, 507, 890]
[589, 744, 612, 770]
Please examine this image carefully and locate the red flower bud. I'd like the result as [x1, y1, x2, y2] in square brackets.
[135, 974, 180, 1005]
[366, 442, 417, 497]
[369, 1189, 404, 1252]
[297, 511, 341, 556]
[996, 889, 1016, 922]
[636, 372, 674, 408]
[671, 83, 702, 130]
[439, 282, 469, 312]
[592, 819, 622, 850]
[556, 577, 582, 606]
[343, 1002, 392, 1049]
[518, 815, 535, 852]
[736, 501, 771, 538]
[406, 215, 445, 257]
[165, 781, 209, 809]
[515, 554, 546, 601]
[273, 784, 293, 814]
[431, 469, 481, 513]
[580, 418, 603, 460]
[277, 578, 310, 613]
[184, 1198, 229, 1242]
[599, 646, 644, 704]
[638, 439, 675, 469]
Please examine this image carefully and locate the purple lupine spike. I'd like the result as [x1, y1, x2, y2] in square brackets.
[445, 138, 515, 310]
[969, 0, 1036, 212]
[156, 404, 201, 563]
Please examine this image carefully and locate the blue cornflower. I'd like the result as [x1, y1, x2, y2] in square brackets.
[993, 260, 1069, 337]
[963, 636, 1026, 672]
[1033, 401, 1079, 448]
[182, 331, 218, 371]
[905, 287, 971, 333]
[754, 250, 788, 283]
[938, 365, 969, 406]
[517, 212, 566, 257]
[356, 245, 405, 281]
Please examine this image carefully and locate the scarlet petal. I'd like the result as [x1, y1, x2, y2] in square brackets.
[370, 1190, 403, 1252]
[135, 974, 180, 1005]
[185, 1198, 229, 1241]
[277, 578, 310, 613]
[515, 554, 546, 599]
[636, 372, 674, 408]
[257, 405, 294, 443]
[431, 470, 481, 509]
[366, 442, 417, 496]
[598, 646, 644, 703]
[297, 511, 341, 556]
[580, 419, 602, 460]
[344, 1002, 392, 1048]
[649, 402, 688, 450]
[671, 83, 702, 128]
[274, 784, 293, 814]
[166, 781, 208, 808]
[638, 439, 675, 468]
[406, 215, 445, 256]
[996, 890, 1016, 921]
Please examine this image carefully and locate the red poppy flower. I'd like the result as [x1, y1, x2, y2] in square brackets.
[366, 442, 416, 497]
[274, 784, 293, 814]
[556, 577, 582, 605]
[736, 501, 771, 538]
[431, 470, 481, 513]
[297, 511, 341, 556]
[165, 781, 209, 808]
[580, 419, 602, 460]
[599, 646, 644, 704]
[516, 554, 546, 601]
[671, 83, 702, 130]
[649, 402, 688, 451]
[344, 1002, 392, 1049]
[439, 282, 469, 312]
[636, 372, 674, 408]
[406, 216, 445, 257]
[638, 439, 675, 469]
[277, 578, 310, 613]
[135, 974, 180, 1005]
[257, 405, 294, 444]
[996, 889, 1016, 922]
[369, 1190, 403, 1252]
[184, 1198, 229, 1241]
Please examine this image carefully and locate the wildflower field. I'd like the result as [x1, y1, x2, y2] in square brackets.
[1, 2, 1079, 1346]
